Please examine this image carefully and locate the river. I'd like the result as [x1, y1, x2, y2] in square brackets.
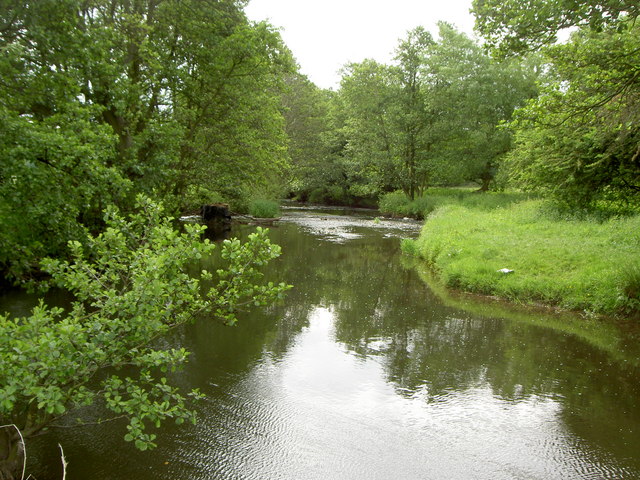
[5, 206, 640, 479]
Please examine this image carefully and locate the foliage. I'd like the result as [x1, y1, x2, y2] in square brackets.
[0, 0, 294, 283]
[379, 188, 533, 219]
[619, 262, 640, 314]
[248, 199, 281, 218]
[503, 21, 640, 207]
[472, 0, 640, 54]
[473, 0, 640, 210]
[425, 24, 540, 191]
[0, 196, 291, 453]
[281, 74, 336, 198]
[409, 199, 640, 315]
[335, 24, 538, 202]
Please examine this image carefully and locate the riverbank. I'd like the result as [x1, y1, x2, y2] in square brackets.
[403, 199, 640, 317]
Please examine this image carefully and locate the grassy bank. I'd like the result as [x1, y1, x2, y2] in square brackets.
[379, 188, 534, 219]
[403, 199, 640, 316]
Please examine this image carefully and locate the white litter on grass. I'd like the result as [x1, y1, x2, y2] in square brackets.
[497, 268, 514, 274]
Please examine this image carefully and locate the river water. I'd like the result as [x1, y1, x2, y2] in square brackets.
[7, 206, 640, 479]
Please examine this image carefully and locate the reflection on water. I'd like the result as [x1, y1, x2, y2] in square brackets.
[14, 207, 640, 479]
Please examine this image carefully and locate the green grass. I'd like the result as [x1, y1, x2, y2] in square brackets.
[406, 199, 640, 316]
[248, 199, 280, 218]
[379, 188, 534, 219]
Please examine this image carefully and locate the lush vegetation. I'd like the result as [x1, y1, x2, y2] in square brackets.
[404, 199, 640, 315]
[379, 188, 533, 219]
[0, 1, 294, 476]
[0, 0, 294, 283]
[283, 0, 639, 213]
[284, 23, 539, 204]
[0, 197, 290, 477]
[248, 199, 281, 219]
[474, 0, 640, 209]
[389, 0, 640, 317]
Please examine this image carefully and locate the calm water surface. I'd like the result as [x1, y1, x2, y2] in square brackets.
[6, 206, 640, 479]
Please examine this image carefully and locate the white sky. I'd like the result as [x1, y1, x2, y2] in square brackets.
[244, 0, 476, 89]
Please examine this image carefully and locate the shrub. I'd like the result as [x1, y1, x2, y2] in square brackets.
[400, 238, 419, 256]
[182, 186, 225, 212]
[379, 191, 410, 216]
[618, 262, 640, 314]
[248, 199, 280, 218]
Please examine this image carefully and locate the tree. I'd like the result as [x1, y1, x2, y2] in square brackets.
[0, 0, 294, 282]
[339, 28, 436, 200]
[472, 0, 640, 54]
[339, 59, 399, 197]
[280, 73, 334, 199]
[337, 25, 537, 199]
[472, 0, 640, 206]
[503, 22, 640, 206]
[0, 196, 290, 479]
[424, 23, 539, 190]
[391, 26, 437, 199]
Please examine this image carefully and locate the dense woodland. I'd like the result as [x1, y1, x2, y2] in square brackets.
[0, 0, 639, 478]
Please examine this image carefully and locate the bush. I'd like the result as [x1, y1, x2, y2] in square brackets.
[248, 199, 280, 218]
[181, 186, 225, 212]
[379, 191, 410, 216]
[0, 196, 291, 461]
[618, 262, 640, 314]
[307, 188, 327, 204]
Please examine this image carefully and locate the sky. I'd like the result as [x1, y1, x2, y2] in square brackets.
[244, 0, 476, 89]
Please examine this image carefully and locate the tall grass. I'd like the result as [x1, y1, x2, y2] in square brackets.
[379, 189, 534, 219]
[406, 199, 640, 316]
[248, 199, 280, 218]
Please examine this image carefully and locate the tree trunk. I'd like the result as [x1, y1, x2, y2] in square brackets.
[0, 425, 24, 480]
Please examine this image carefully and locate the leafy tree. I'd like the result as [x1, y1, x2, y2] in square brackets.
[339, 28, 436, 200]
[504, 22, 640, 206]
[472, 0, 640, 54]
[0, 0, 293, 282]
[337, 25, 537, 199]
[280, 73, 334, 199]
[425, 23, 539, 190]
[0, 196, 290, 479]
[339, 59, 399, 197]
[473, 0, 639, 206]
[391, 26, 437, 199]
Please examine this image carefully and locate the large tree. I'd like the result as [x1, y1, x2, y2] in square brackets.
[337, 25, 537, 199]
[425, 23, 539, 190]
[339, 28, 436, 200]
[473, 0, 640, 206]
[504, 22, 640, 206]
[0, 0, 293, 282]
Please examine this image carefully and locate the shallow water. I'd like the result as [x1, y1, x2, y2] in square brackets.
[6, 206, 640, 479]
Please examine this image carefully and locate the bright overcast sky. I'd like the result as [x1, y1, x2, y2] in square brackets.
[244, 0, 476, 89]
